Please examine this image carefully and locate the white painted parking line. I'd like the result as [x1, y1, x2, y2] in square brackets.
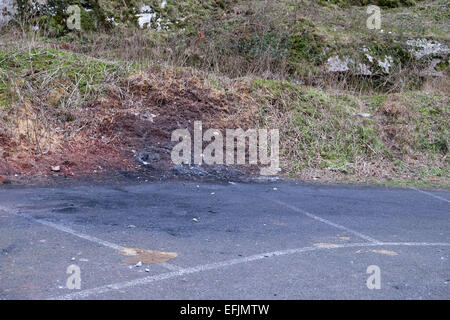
[268, 199, 382, 244]
[35, 219, 125, 251]
[51, 241, 450, 300]
[21, 214, 183, 272]
[410, 187, 450, 203]
[160, 262, 184, 271]
[0, 205, 13, 214]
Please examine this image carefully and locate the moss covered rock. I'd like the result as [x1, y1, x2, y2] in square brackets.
[13, 0, 139, 35]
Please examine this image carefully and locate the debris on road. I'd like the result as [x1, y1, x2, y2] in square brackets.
[370, 249, 398, 256]
[121, 248, 178, 265]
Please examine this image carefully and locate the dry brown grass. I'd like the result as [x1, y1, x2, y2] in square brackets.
[0, 0, 448, 186]
[240, 79, 448, 186]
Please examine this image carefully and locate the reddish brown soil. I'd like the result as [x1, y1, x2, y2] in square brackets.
[0, 68, 253, 182]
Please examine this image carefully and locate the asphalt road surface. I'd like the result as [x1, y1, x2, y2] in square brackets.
[0, 181, 449, 299]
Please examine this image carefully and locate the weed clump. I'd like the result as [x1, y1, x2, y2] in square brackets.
[320, 0, 420, 8]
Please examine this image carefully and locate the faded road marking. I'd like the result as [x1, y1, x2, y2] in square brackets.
[410, 187, 450, 203]
[313, 243, 341, 248]
[21, 215, 182, 272]
[269, 199, 382, 244]
[51, 241, 450, 300]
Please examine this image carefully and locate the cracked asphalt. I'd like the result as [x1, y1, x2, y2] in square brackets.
[0, 181, 449, 299]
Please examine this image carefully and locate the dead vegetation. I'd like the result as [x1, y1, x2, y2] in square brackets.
[0, 0, 448, 186]
[246, 78, 448, 186]
[0, 50, 254, 178]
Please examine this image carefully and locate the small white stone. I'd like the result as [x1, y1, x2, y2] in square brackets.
[355, 113, 371, 118]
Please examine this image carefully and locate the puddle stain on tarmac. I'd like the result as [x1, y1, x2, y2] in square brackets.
[120, 248, 178, 265]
